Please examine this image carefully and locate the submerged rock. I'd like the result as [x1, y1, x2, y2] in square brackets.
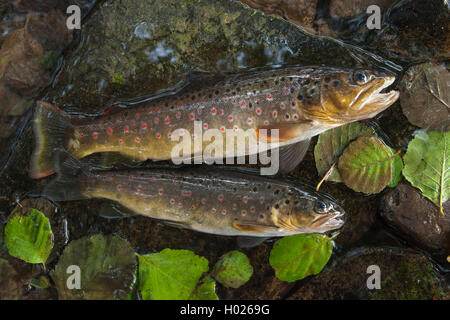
[239, 0, 449, 65]
[380, 182, 450, 256]
[288, 247, 448, 300]
[46, 0, 388, 113]
[0, 10, 71, 142]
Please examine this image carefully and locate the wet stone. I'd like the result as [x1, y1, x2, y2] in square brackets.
[380, 182, 450, 256]
[288, 247, 448, 300]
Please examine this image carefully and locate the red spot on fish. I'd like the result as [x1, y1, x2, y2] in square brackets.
[159, 189, 164, 195]
[178, 203, 182, 208]
[136, 114, 140, 119]
[211, 108, 217, 115]
[218, 194, 224, 201]
[220, 126, 225, 132]
[247, 118, 253, 124]
[264, 120, 269, 125]
[93, 132, 98, 139]
[222, 209, 227, 215]
[203, 123, 208, 129]
[154, 118, 159, 124]
[132, 121, 136, 125]
[119, 139, 123, 144]
[219, 109, 224, 115]
[251, 207, 256, 212]
[155, 108, 160, 113]
[165, 118, 170, 124]
[284, 88, 289, 94]
[242, 196, 248, 203]
[129, 176, 134, 180]
[156, 133, 161, 139]
[233, 125, 239, 131]
[135, 138, 140, 143]
[240, 101, 246, 107]
[280, 103, 286, 109]
[108, 129, 113, 135]
[117, 118, 121, 122]
[178, 102, 183, 107]
[293, 114, 299, 120]
[228, 115, 233, 122]
[176, 112, 181, 119]
[142, 124, 147, 129]
[232, 99, 237, 104]
[170, 199, 175, 204]
[211, 208, 216, 213]
[117, 185, 122, 191]
[191, 205, 195, 209]
[256, 108, 262, 115]
[241, 210, 247, 216]
[260, 197, 265, 203]
[183, 191, 192, 196]
[201, 199, 206, 204]
[137, 185, 142, 191]
[189, 113, 195, 120]
[273, 111, 278, 118]
[233, 204, 237, 210]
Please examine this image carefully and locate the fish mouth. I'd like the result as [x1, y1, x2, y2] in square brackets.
[310, 210, 345, 231]
[356, 76, 399, 118]
[322, 210, 345, 229]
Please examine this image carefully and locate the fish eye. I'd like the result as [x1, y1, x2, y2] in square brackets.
[313, 201, 328, 214]
[353, 71, 368, 85]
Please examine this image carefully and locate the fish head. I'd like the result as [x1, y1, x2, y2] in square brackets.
[294, 68, 400, 125]
[271, 190, 345, 234]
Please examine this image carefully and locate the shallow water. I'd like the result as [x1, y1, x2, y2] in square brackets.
[0, 0, 448, 300]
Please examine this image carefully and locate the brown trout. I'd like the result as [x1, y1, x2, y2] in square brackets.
[44, 154, 344, 237]
[31, 66, 399, 178]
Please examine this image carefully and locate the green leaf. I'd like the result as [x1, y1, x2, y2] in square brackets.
[212, 250, 253, 288]
[314, 122, 374, 182]
[269, 234, 333, 282]
[0, 258, 22, 300]
[190, 276, 219, 300]
[338, 136, 395, 194]
[388, 151, 404, 188]
[51, 234, 137, 300]
[4, 209, 53, 264]
[138, 249, 209, 300]
[403, 130, 449, 214]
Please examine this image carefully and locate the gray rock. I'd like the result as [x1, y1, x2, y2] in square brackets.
[380, 182, 450, 255]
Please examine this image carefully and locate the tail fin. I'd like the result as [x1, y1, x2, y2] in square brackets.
[43, 151, 91, 202]
[30, 101, 74, 179]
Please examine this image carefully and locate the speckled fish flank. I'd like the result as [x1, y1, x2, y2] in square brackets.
[31, 66, 399, 178]
[43, 157, 345, 237]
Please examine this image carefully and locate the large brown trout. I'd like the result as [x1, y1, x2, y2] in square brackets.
[31, 66, 399, 178]
[44, 154, 344, 238]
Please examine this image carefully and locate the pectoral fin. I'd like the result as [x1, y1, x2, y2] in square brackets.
[236, 236, 270, 248]
[257, 121, 312, 143]
[232, 221, 279, 233]
[277, 139, 311, 174]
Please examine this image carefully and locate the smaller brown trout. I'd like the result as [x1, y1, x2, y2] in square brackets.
[31, 66, 399, 178]
[44, 153, 344, 237]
